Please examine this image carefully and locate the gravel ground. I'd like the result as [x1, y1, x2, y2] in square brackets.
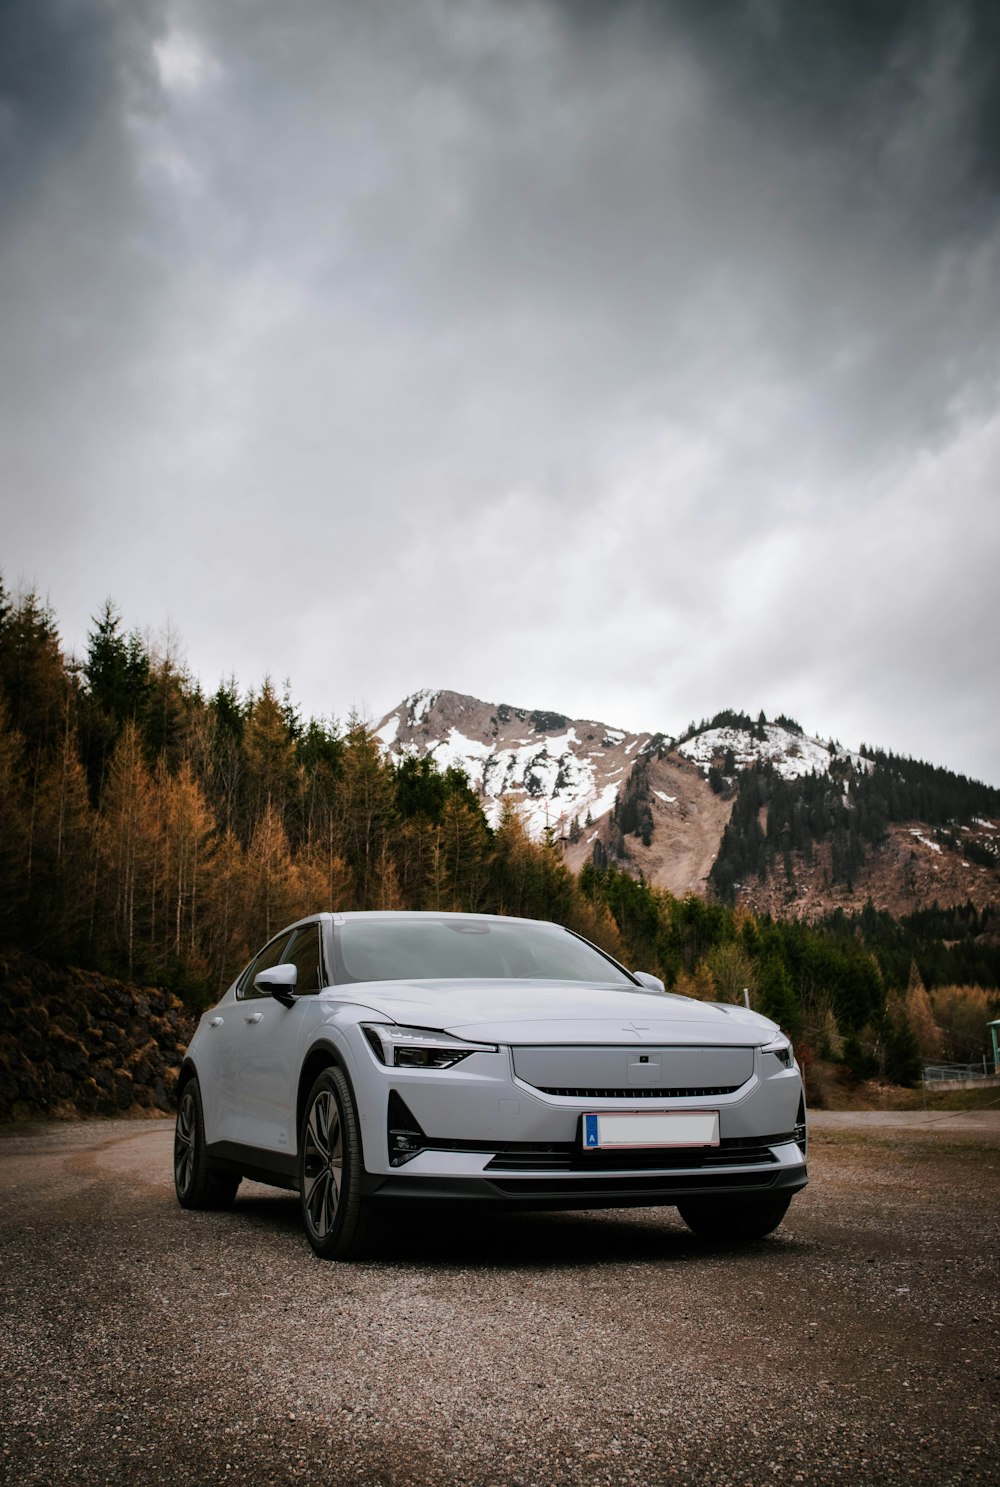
[0, 1113, 997, 1487]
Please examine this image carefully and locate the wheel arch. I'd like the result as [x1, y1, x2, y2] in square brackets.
[297, 1040, 351, 1140]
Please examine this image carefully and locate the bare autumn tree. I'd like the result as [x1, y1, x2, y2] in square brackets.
[96, 722, 159, 978]
[904, 960, 943, 1061]
[930, 985, 999, 1062]
[298, 830, 353, 914]
[202, 827, 250, 994]
[704, 940, 759, 1006]
[156, 759, 216, 971]
[25, 710, 94, 955]
[243, 800, 297, 943]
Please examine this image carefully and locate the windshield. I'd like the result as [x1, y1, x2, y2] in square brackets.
[335, 917, 635, 986]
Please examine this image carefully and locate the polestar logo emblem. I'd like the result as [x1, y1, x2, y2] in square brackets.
[622, 1022, 650, 1036]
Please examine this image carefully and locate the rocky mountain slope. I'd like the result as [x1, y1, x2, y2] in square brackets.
[376, 691, 999, 918]
[377, 689, 655, 837]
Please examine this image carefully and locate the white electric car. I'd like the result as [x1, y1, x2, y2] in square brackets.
[174, 911, 807, 1258]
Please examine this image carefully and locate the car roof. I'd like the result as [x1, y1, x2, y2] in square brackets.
[326, 910, 561, 927]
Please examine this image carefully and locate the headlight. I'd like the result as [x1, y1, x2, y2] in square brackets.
[361, 1024, 498, 1069]
[760, 1033, 795, 1069]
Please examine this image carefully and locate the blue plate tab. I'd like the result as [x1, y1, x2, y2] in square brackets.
[583, 1114, 600, 1148]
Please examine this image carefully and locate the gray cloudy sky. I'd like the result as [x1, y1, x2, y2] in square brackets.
[2, 0, 999, 781]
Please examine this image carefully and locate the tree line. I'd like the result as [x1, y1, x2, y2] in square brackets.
[1, 583, 997, 1084]
[0, 585, 622, 997]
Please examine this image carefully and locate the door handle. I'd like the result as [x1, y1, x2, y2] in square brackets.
[209, 1016, 223, 1027]
[245, 1012, 263, 1024]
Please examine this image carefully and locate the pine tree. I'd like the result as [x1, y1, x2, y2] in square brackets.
[206, 678, 246, 834]
[243, 678, 299, 834]
[884, 994, 922, 1085]
[0, 588, 68, 752]
[489, 801, 535, 917]
[438, 792, 491, 911]
[146, 633, 197, 767]
[0, 697, 29, 939]
[337, 717, 397, 908]
[758, 953, 800, 1037]
[83, 601, 151, 727]
[80, 601, 151, 799]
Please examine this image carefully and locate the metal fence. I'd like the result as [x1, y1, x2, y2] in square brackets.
[923, 1061, 998, 1083]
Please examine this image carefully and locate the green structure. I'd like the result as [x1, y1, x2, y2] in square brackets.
[989, 1020, 1000, 1075]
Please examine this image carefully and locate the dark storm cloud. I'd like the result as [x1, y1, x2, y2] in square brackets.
[0, 0, 114, 211]
[539, 0, 1000, 458]
[557, 0, 1000, 217]
[1, 0, 998, 782]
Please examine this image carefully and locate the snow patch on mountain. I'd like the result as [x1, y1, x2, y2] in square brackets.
[376, 690, 646, 836]
[376, 713, 399, 748]
[409, 689, 439, 724]
[679, 725, 871, 781]
[422, 728, 601, 833]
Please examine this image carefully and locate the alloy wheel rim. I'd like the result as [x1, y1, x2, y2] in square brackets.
[302, 1089, 343, 1239]
[174, 1088, 196, 1194]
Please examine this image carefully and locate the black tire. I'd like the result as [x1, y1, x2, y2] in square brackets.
[677, 1193, 792, 1241]
[299, 1066, 374, 1261]
[174, 1077, 241, 1210]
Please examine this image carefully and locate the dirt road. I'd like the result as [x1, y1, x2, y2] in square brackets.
[1, 1114, 997, 1486]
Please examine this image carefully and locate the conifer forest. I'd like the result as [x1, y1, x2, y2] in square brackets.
[1, 582, 997, 1091]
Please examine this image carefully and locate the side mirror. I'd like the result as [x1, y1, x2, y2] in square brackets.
[254, 962, 298, 1007]
[633, 970, 665, 994]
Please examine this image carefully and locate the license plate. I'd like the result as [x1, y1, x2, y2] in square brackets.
[582, 1111, 719, 1150]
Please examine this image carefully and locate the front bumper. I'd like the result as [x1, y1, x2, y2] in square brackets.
[362, 1142, 807, 1209]
[355, 1042, 807, 1208]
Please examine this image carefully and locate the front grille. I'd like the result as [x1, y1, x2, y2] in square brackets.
[484, 1132, 790, 1173]
[512, 1044, 755, 1095]
[537, 1085, 742, 1099]
[486, 1171, 778, 1196]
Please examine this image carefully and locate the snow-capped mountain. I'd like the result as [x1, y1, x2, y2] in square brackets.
[375, 691, 999, 915]
[375, 693, 867, 838]
[376, 689, 654, 836]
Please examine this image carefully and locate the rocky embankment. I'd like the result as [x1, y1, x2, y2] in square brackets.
[0, 954, 195, 1123]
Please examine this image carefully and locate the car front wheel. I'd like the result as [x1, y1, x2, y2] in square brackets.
[299, 1066, 374, 1260]
[676, 1193, 792, 1241]
[174, 1077, 241, 1210]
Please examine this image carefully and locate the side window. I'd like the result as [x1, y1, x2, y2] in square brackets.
[238, 933, 292, 1000]
[284, 924, 323, 994]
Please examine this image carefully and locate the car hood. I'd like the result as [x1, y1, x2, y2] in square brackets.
[324, 979, 778, 1046]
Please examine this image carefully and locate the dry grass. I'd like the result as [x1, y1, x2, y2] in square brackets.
[803, 1056, 1000, 1112]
